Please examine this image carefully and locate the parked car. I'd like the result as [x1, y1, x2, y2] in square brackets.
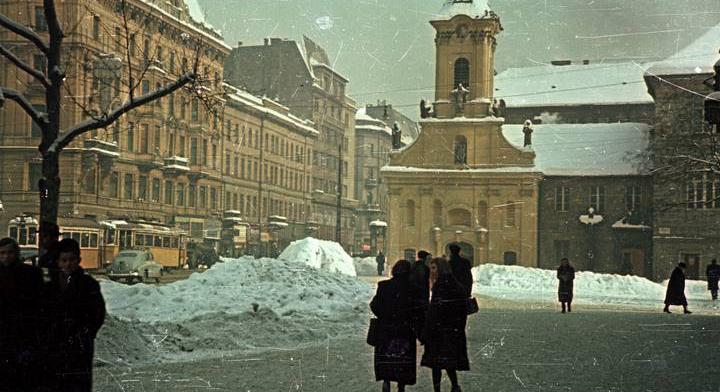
[108, 249, 163, 284]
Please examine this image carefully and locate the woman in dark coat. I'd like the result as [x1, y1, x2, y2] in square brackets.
[370, 259, 416, 392]
[557, 258, 575, 313]
[42, 239, 106, 392]
[421, 257, 469, 392]
[664, 262, 691, 314]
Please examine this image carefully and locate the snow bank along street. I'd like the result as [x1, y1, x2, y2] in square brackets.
[95, 239, 719, 366]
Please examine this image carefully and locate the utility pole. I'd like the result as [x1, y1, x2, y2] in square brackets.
[257, 115, 265, 257]
[335, 141, 342, 243]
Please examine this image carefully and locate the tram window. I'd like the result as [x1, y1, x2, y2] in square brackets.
[90, 234, 98, 248]
[136, 235, 144, 246]
[19, 228, 27, 245]
[9, 227, 18, 241]
[145, 235, 154, 246]
[119, 230, 131, 249]
[162, 237, 170, 248]
[171, 238, 178, 248]
[28, 228, 37, 245]
[71, 232, 81, 243]
[154, 236, 162, 247]
[106, 229, 116, 244]
[81, 233, 90, 248]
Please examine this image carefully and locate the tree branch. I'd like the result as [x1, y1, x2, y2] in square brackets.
[43, 0, 64, 40]
[49, 72, 196, 153]
[0, 44, 51, 88]
[0, 13, 49, 54]
[0, 87, 47, 130]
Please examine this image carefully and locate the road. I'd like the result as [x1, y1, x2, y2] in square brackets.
[93, 302, 720, 392]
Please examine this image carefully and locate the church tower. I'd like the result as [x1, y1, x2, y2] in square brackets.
[382, 0, 541, 268]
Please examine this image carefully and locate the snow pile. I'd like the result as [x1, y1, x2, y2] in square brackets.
[354, 257, 379, 276]
[278, 237, 357, 276]
[98, 257, 373, 362]
[473, 263, 719, 311]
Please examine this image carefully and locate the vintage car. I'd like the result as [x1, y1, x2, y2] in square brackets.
[108, 249, 163, 284]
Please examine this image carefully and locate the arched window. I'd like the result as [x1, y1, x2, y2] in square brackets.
[477, 201, 488, 228]
[448, 208, 471, 227]
[505, 201, 516, 227]
[433, 199, 443, 226]
[454, 58, 470, 89]
[406, 200, 416, 226]
[454, 135, 467, 164]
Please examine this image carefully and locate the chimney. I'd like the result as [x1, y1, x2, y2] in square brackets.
[237, 41, 243, 47]
[264, 38, 270, 46]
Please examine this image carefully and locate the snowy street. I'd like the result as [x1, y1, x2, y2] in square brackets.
[93, 299, 720, 392]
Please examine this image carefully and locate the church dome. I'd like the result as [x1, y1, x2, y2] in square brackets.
[438, 0, 492, 19]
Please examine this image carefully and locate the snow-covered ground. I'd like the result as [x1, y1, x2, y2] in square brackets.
[278, 237, 357, 276]
[473, 263, 719, 312]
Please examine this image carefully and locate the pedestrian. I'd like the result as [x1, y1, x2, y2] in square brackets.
[409, 250, 431, 343]
[448, 243, 473, 298]
[421, 257, 469, 392]
[42, 238, 106, 392]
[376, 251, 386, 276]
[664, 262, 691, 314]
[370, 260, 418, 392]
[707, 259, 720, 301]
[557, 258, 575, 313]
[0, 237, 44, 392]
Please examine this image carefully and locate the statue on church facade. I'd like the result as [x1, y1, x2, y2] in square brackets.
[523, 119, 534, 147]
[392, 122, 402, 149]
[420, 99, 434, 119]
[451, 83, 470, 114]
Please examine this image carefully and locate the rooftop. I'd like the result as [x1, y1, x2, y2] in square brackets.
[435, 0, 493, 20]
[646, 23, 720, 76]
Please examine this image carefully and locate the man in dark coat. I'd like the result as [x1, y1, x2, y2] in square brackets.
[421, 258, 469, 392]
[557, 258, 575, 313]
[42, 238, 106, 392]
[370, 260, 417, 392]
[707, 259, 720, 301]
[409, 250, 431, 342]
[376, 251, 386, 276]
[448, 243, 473, 298]
[664, 262, 691, 314]
[0, 237, 43, 392]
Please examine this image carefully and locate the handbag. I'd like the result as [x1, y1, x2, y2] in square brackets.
[466, 297, 479, 315]
[366, 318, 379, 346]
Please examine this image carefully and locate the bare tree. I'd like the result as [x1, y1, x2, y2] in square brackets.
[0, 0, 220, 256]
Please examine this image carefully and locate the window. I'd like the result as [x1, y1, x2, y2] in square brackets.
[555, 186, 570, 212]
[199, 186, 207, 208]
[140, 124, 149, 153]
[151, 178, 160, 202]
[505, 202, 516, 227]
[449, 208, 472, 227]
[83, 167, 96, 194]
[126, 122, 134, 152]
[210, 188, 217, 210]
[164, 181, 174, 205]
[123, 174, 134, 200]
[178, 135, 185, 157]
[109, 172, 119, 198]
[35, 7, 47, 31]
[589, 186, 605, 212]
[114, 27, 122, 53]
[141, 80, 150, 95]
[188, 184, 196, 207]
[168, 94, 175, 116]
[625, 186, 641, 212]
[168, 132, 175, 156]
[554, 240, 570, 262]
[177, 183, 185, 206]
[92, 15, 100, 40]
[33, 54, 46, 72]
[454, 58, 470, 88]
[454, 135, 467, 164]
[225, 191, 231, 209]
[241, 158, 246, 178]
[433, 200, 443, 226]
[212, 144, 217, 169]
[28, 163, 42, 191]
[202, 139, 208, 166]
[687, 174, 720, 209]
[406, 200, 416, 226]
[234, 157, 239, 176]
[129, 34, 136, 57]
[138, 176, 148, 200]
[191, 99, 199, 121]
[190, 138, 198, 165]
[154, 126, 161, 153]
[478, 201, 488, 228]
[225, 150, 231, 174]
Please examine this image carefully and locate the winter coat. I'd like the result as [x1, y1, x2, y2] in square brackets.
[376, 254, 386, 265]
[41, 267, 106, 392]
[557, 265, 575, 303]
[409, 260, 430, 338]
[707, 264, 720, 291]
[665, 267, 688, 306]
[449, 254, 473, 298]
[421, 274, 470, 371]
[0, 261, 43, 392]
[370, 276, 417, 385]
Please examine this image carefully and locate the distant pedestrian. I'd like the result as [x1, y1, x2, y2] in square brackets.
[42, 238, 106, 392]
[557, 258, 575, 313]
[376, 251, 386, 276]
[707, 259, 720, 301]
[664, 262, 691, 314]
[0, 237, 43, 392]
[370, 260, 418, 392]
[448, 244, 473, 298]
[409, 250, 431, 342]
[421, 257, 469, 392]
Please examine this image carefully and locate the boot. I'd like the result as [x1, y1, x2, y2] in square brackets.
[663, 306, 671, 313]
[561, 303, 566, 313]
[567, 303, 572, 313]
[382, 381, 390, 392]
[451, 385, 462, 392]
[683, 306, 692, 314]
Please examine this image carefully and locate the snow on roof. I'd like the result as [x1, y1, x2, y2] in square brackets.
[382, 165, 539, 174]
[647, 24, 720, 76]
[139, 0, 228, 50]
[184, 0, 206, 24]
[436, 0, 492, 20]
[355, 108, 392, 135]
[495, 62, 654, 107]
[369, 220, 387, 227]
[502, 123, 651, 176]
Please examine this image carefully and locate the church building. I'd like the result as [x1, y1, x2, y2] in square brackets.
[382, 0, 542, 266]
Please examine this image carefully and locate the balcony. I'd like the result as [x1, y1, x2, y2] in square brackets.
[364, 178, 378, 189]
[163, 156, 190, 175]
[84, 139, 120, 159]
